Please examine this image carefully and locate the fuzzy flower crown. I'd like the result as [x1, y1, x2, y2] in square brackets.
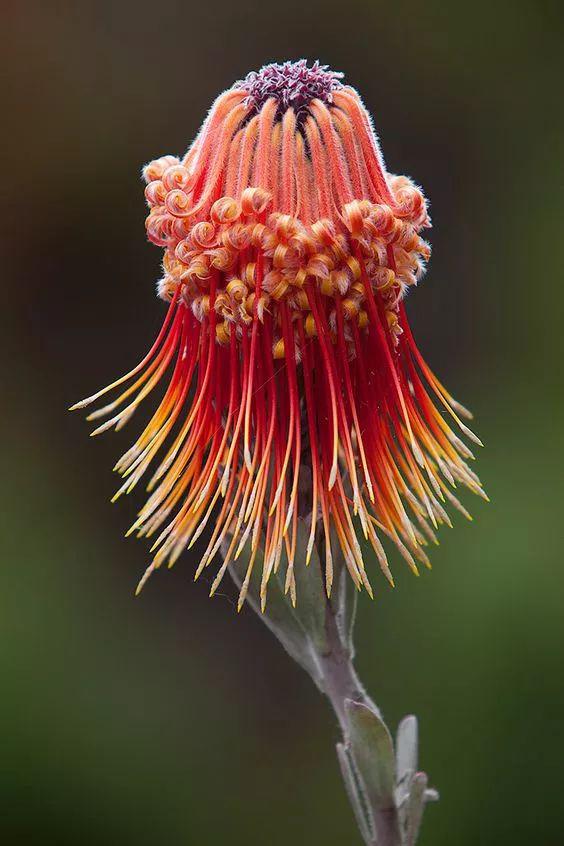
[238, 59, 344, 120]
[73, 61, 485, 610]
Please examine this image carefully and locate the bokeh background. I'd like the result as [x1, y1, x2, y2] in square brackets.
[3, 1, 563, 843]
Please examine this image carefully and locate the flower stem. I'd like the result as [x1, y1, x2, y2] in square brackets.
[226, 525, 432, 845]
[319, 595, 402, 846]
[318, 592, 380, 727]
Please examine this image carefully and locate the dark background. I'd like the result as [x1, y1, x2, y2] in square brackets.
[2, 1, 563, 843]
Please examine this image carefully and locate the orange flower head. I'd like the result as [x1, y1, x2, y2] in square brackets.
[72, 61, 485, 609]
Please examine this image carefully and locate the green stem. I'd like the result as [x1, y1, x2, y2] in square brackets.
[320, 596, 402, 846]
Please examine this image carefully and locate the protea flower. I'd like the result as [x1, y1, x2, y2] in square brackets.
[72, 60, 484, 611]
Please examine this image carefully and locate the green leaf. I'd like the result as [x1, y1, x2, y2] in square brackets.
[330, 560, 358, 659]
[345, 699, 397, 811]
[395, 716, 438, 844]
[280, 520, 329, 656]
[336, 742, 374, 845]
[396, 715, 418, 788]
[405, 772, 428, 846]
[229, 545, 324, 688]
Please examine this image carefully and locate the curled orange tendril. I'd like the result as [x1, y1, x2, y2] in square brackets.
[73, 67, 485, 610]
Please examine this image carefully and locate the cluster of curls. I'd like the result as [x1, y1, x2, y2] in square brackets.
[145, 168, 430, 355]
[73, 62, 485, 610]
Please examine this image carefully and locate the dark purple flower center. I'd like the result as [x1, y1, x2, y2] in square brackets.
[237, 60, 344, 123]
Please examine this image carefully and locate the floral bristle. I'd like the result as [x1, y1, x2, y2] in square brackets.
[73, 61, 485, 610]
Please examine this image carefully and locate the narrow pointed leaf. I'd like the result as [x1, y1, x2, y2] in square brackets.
[336, 743, 375, 845]
[396, 715, 418, 786]
[331, 561, 358, 658]
[405, 772, 428, 846]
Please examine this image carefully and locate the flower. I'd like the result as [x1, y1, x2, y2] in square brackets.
[72, 60, 485, 610]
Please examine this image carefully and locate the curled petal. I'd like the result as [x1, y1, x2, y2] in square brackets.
[162, 252, 184, 282]
[146, 212, 172, 246]
[215, 321, 231, 344]
[311, 218, 337, 247]
[243, 262, 256, 287]
[263, 269, 283, 293]
[289, 230, 315, 257]
[416, 238, 432, 261]
[241, 186, 272, 216]
[368, 237, 388, 266]
[165, 189, 192, 217]
[214, 290, 231, 313]
[307, 252, 334, 280]
[170, 217, 191, 240]
[370, 204, 396, 235]
[222, 222, 252, 251]
[373, 267, 396, 292]
[191, 294, 211, 320]
[341, 296, 361, 319]
[209, 247, 237, 271]
[175, 239, 196, 265]
[144, 181, 167, 207]
[162, 164, 193, 192]
[250, 223, 277, 252]
[342, 200, 366, 238]
[156, 274, 176, 300]
[142, 155, 179, 183]
[271, 243, 293, 268]
[191, 221, 217, 249]
[331, 268, 351, 295]
[182, 255, 211, 282]
[226, 278, 248, 303]
[390, 175, 429, 227]
[211, 196, 241, 224]
[269, 212, 301, 242]
[345, 255, 361, 281]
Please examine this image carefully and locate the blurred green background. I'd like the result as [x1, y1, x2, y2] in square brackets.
[2, 1, 563, 843]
